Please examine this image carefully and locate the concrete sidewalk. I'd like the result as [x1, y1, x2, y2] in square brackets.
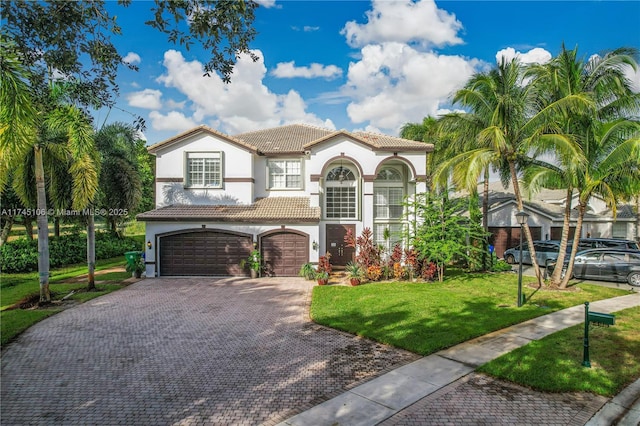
[278, 293, 640, 426]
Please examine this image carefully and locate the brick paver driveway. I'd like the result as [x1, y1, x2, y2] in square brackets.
[1, 278, 417, 425]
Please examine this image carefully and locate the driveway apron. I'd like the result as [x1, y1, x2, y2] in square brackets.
[1, 278, 418, 425]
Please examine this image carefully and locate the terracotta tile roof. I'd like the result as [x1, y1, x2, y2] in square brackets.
[234, 124, 334, 154]
[137, 197, 320, 223]
[147, 125, 258, 154]
[234, 124, 432, 154]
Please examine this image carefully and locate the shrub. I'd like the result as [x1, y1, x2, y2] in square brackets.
[1, 232, 140, 273]
[367, 265, 382, 281]
[393, 262, 406, 280]
[420, 261, 437, 281]
[491, 259, 513, 272]
[299, 263, 316, 280]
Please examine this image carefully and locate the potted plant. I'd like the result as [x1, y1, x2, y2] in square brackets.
[243, 249, 262, 278]
[299, 263, 316, 280]
[316, 253, 332, 285]
[345, 261, 363, 286]
[126, 256, 145, 279]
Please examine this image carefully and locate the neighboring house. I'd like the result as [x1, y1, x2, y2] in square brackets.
[480, 182, 639, 258]
[138, 124, 432, 277]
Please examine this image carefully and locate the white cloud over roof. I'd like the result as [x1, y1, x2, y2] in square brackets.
[271, 61, 342, 79]
[127, 89, 162, 109]
[152, 49, 334, 134]
[341, 0, 463, 48]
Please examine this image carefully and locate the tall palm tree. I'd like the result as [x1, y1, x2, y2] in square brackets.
[95, 122, 143, 233]
[433, 58, 547, 285]
[1, 38, 98, 302]
[524, 46, 639, 287]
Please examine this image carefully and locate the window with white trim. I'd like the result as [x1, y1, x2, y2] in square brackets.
[268, 159, 302, 189]
[325, 166, 357, 219]
[612, 222, 627, 239]
[186, 152, 222, 188]
[374, 166, 405, 247]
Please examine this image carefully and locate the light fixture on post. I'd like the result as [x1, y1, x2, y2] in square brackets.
[515, 210, 530, 307]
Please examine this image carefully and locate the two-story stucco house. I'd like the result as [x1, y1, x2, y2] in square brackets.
[138, 124, 432, 277]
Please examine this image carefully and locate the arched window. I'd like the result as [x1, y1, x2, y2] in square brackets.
[374, 166, 405, 248]
[325, 166, 357, 219]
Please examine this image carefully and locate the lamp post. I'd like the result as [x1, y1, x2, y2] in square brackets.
[515, 210, 530, 307]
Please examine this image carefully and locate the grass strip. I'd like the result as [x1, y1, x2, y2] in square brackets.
[478, 306, 640, 396]
[310, 271, 630, 356]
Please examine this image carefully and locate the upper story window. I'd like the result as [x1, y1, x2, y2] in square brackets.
[325, 166, 357, 219]
[186, 152, 222, 188]
[268, 159, 302, 189]
[374, 167, 404, 219]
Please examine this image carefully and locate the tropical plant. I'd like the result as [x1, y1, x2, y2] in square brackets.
[344, 227, 381, 270]
[95, 122, 143, 233]
[524, 45, 640, 287]
[345, 261, 364, 279]
[298, 263, 316, 280]
[433, 57, 555, 286]
[1, 39, 98, 302]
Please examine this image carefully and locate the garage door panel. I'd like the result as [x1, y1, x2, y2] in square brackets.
[261, 231, 308, 277]
[159, 230, 252, 276]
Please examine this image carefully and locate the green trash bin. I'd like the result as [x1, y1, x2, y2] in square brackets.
[124, 251, 142, 269]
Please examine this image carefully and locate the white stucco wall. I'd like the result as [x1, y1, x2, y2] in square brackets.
[154, 133, 255, 207]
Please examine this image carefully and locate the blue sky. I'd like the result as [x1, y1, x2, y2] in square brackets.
[97, 0, 640, 144]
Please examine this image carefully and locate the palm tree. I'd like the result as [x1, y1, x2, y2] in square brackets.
[433, 58, 547, 285]
[95, 122, 143, 234]
[523, 46, 639, 287]
[1, 39, 98, 302]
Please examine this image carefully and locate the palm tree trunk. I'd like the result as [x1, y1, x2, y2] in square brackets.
[35, 146, 51, 304]
[509, 160, 543, 285]
[0, 215, 14, 245]
[54, 216, 60, 237]
[23, 216, 34, 240]
[549, 187, 573, 285]
[86, 212, 96, 291]
[482, 167, 489, 270]
[560, 201, 587, 288]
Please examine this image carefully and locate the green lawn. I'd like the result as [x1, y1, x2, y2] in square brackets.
[479, 306, 640, 396]
[311, 270, 631, 356]
[1, 256, 132, 347]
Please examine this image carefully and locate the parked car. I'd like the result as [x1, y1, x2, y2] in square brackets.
[547, 248, 640, 286]
[578, 238, 639, 250]
[503, 240, 564, 266]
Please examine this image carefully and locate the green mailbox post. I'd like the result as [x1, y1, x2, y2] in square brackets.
[582, 302, 615, 368]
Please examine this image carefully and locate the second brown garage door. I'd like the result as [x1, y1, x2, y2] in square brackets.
[159, 229, 253, 276]
[260, 230, 309, 276]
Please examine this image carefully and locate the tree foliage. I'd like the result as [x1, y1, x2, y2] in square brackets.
[410, 192, 487, 282]
[1, 0, 259, 111]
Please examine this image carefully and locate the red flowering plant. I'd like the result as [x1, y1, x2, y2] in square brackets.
[344, 227, 382, 280]
[315, 252, 332, 284]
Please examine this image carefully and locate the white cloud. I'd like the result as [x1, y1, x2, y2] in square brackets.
[126, 89, 163, 109]
[496, 47, 552, 65]
[153, 49, 334, 134]
[122, 52, 141, 65]
[255, 0, 277, 8]
[341, 0, 463, 48]
[625, 64, 640, 93]
[271, 61, 342, 79]
[304, 26, 320, 32]
[343, 42, 479, 131]
[148, 111, 197, 132]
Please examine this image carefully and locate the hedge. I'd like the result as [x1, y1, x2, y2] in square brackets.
[1, 233, 141, 274]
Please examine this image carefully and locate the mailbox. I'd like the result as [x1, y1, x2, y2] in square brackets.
[588, 311, 615, 326]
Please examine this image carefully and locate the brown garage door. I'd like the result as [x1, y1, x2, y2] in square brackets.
[490, 226, 542, 258]
[159, 230, 253, 276]
[260, 231, 309, 277]
[550, 226, 576, 241]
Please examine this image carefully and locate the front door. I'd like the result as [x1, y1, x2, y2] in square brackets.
[326, 224, 355, 267]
